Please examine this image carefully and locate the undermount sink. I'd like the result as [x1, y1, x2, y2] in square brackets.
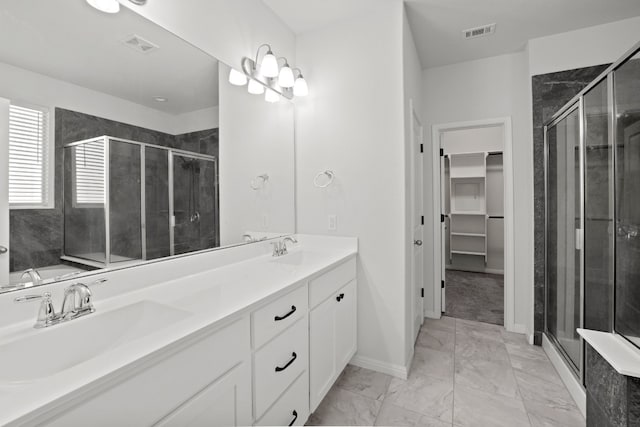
[270, 251, 319, 267]
[0, 301, 191, 384]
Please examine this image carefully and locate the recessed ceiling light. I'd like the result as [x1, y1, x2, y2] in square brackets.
[86, 0, 120, 13]
[153, 96, 168, 102]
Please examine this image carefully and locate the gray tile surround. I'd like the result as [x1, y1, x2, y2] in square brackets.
[531, 64, 610, 344]
[9, 108, 218, 272]
[308, 317, 584, 427]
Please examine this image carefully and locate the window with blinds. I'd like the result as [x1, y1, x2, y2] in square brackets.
[72, 140, 106, 206]
[8, 104, 51, 208]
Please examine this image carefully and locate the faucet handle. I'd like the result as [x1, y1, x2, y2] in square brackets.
[15, 292, 57, 328]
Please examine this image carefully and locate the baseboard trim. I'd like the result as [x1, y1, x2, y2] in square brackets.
[350, 354, 408, 380]
[509, 323, 527, 334]
[542, 334, 586, 417]
[424, 311, 441, 320]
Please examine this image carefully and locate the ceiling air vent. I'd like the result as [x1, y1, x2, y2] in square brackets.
[121, 34, 158, 54]
[463, 23, 496, 39]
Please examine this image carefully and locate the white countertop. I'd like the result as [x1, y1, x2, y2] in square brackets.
[577, 328, 640, 378]
[0, 234, 357, 426]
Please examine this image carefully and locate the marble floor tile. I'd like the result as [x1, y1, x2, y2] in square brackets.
[416, 327, 455, 353]
[505, 340, 549, 363]
[385, 374, 454, 423]
[455, 332, 510, 363]
[524, 400, 585, 427]
[509, 353, 564, 386]
[444, 270, 504, 326]
[423, 316, 456, 333]
[501, 329, 529, 345]
[455, 318, 504, 342]
[307, 386, 381, 426]
[455, 356, 520, 399]
[453, 385, 531, 427]
[514, 369, 579, 410]
[335, 364, 392, 401]
[374, 401, 452, 427]
[412, 346, 455, 381]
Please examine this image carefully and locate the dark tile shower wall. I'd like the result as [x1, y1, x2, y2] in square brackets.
[10, 108, 219, 271]
[532, 64, 610, 344]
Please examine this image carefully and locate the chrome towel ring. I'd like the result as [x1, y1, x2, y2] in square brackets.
[314, 170, 335, 188]
[251, 174, 269, 190]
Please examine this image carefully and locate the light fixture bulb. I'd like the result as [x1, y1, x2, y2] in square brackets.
[265, 88, 280, 103]
[86, 0, 120, 13]
[278, 65, 295, 88]
[248, 79, 265, 95]
[260, 51, 279, 78]
[228, 68, 248, 86]
[293, 76, 309, 97]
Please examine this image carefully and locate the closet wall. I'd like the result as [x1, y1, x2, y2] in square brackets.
[443, 126, 504, 274]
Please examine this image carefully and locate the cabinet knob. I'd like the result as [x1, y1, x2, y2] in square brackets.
[0, 246, 7, 254]
[336, 293, 345, 302]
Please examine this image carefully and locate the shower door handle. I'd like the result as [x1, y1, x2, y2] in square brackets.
[575, 229, 582, 251]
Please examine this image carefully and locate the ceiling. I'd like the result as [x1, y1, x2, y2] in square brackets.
[0, 0, 218, 115]
[262, 0, 640, 68]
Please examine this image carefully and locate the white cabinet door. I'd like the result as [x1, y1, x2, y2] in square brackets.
[335, 280, 357, 371]
[156, 363, 251, 427]
[309, 280, 357, 412]
[309, 292, 337, 411]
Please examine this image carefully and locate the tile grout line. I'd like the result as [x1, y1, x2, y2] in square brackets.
[452, 317, 458, 426]
[502, 327, 535, 426]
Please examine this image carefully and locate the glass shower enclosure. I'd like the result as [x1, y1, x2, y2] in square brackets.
[63, 136, 218, 268]
[544, 43, 640, 382]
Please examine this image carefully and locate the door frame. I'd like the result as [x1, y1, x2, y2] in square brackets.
[409, 99, 424, 342]
[431, 117, 517, 332]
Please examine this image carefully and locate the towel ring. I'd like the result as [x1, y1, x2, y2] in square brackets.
[251, 174, 269, 190]
[314, 170, 335, 188]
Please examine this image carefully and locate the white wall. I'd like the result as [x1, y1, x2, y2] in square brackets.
[174, 107, 220, 135]
[443, 126, 503, 154]
[402, 5, 424, 366]
[295, 1, 410, 374]
[121, 0, 296, 75]
[528, 16, 640, 76]
[423, 52, 532, 332]
[219, 63, 295, 245]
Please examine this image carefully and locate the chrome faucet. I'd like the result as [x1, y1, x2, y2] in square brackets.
[272, 236, 298, 257]
[14, 278, 107, 328]
[21, 268, 42, 287]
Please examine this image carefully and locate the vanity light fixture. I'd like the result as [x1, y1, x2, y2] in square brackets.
[231, 43, 308, 102]
[228, 68, 248, 86]
[86, 0, 120, 13]
[247, 79, 265, 95]
[293, 69, 308, 97]
[277, 58, 295, 88]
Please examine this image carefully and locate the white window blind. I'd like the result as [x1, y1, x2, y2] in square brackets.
[8, 104, 51, 208]
[73, 140, 106, 206]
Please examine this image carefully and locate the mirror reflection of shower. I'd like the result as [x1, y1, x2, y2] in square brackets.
[63, 136, 219, 268]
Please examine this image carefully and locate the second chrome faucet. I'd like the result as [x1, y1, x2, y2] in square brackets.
[272, 236, 298, 257]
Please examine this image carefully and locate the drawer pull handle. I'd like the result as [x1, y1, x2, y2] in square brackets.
[275, 352, 297, 372]
[336, 293, 345, 302]
[288, 410, 298, 426]
[275, 305, 297, 321]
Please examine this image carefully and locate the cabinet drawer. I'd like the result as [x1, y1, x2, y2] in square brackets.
[254, 318, 308, 419]
[309, 258, 356, 309]
[252, 284, 308, 349]
[256, 372, 309, 426]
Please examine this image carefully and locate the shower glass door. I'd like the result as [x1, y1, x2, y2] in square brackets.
[545, 104, 583, 372]
[170, 152, 218, 256]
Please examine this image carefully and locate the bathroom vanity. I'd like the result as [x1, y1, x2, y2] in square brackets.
[0, 235, 358, 426]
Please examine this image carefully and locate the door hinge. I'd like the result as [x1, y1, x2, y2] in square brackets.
[441, 280, 445, 289]
[440, 214, 445, 223]
[421, 215, 424, 225]
[420, 143, 424, 153]
[439, 148, 444, 157]
[421, 288, 424, 298]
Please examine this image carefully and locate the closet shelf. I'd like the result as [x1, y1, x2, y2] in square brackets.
[450, 175, 485, 179]
[451, 232, 486, 237]
[450, 211, 486, 216]
[451, 250, 486, 256]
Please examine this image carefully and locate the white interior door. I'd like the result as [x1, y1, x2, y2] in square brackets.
[0, 98, 9, 285]
[440, 144, 446, 311]
[411, 105, 424, 341]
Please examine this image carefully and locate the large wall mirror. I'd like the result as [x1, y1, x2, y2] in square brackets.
[0, 0, 295, 293]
